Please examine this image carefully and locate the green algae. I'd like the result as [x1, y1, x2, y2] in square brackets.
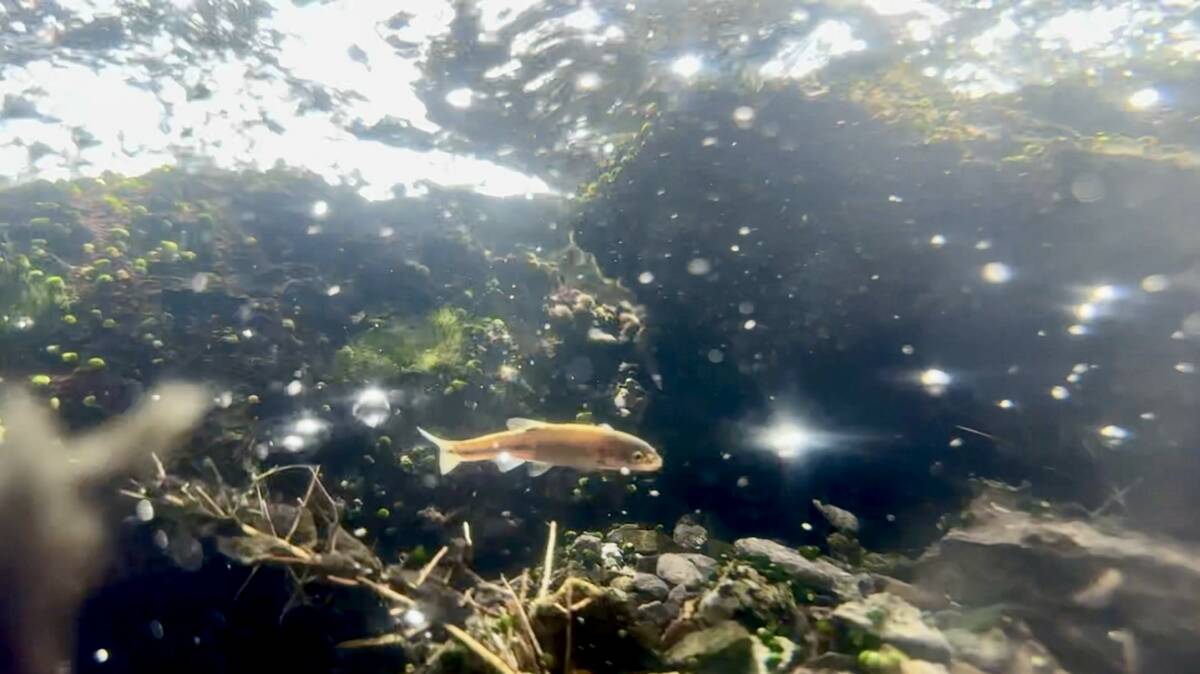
[0, 244, 73, 331]
[334, 306, 476, 383]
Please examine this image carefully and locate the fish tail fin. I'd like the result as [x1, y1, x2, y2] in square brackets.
[418, 427, 462, 475]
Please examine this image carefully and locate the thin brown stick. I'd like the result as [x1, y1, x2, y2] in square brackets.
[252, 464, 340, 549]
[150, 451, 167, 481]
[193, 484, 228, 518]
[338, 633, 405, 649]
[232, 566, 261, 603]
[502, 574, 545, 669]
[564, 581, 574, 674]
[485, 625, 520, 672]
[286, 467, 320, 542]
[538, 520, 557, 599]
[255, 482, 277, 537]
[251, 464, 312, 482]
[416, 545, 449, 587]
[356, 577, 416, 607]
[239, 523, 312, 560]
[445, 624, 520, 674]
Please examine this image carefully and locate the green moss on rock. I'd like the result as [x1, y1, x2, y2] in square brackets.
[334, 306, 476, 383]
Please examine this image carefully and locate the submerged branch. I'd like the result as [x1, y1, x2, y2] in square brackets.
[444, 624, 521, 674]
[538, 520, 557, 600]
[416, 545, 449, 587]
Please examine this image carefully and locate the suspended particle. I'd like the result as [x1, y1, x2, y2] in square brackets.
[687, 258, 712, 275]
[732, 106, 756, 128]
[981, 262, 1012, 284]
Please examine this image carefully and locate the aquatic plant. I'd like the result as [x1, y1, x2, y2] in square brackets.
[334, 306, 476, 383]
[0, 244, 73, 332]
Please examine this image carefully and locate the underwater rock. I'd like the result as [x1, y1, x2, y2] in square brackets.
[663, 620, 753, 673]
[946, 663, 990, 674]
[611, 570, 671, 605]
[673, 518, 709, 551]
[665, 582, 694, 610]
[833, 592, 952, 662]
[528, 579, 660, 672]
[942, 628, 1012, 672]
[734, 537, 865, 599]
[571, 532, 603, 558]
[813, 500, 860, 534]
[661, 620, 798, 673]
[607, 523, 667, 554]
[916, 482, 1200, 673]
[804, 651, 858, 671]
[826, 531, 865, 566]
[632, 571, 671, 600]
[695, 566, 808, 640]
[870, 576, 948, 611]
[680, 552, 718, 577]
[600, 541, 625, 570]
[657, 552, 716, 588]
[635, 600, 677, 630]
[898, 660, 950, 674]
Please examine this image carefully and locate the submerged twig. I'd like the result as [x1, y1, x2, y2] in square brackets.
[416, 545, 449, 587]
[501, 574, 545, 669]
[287, 467, 320, 543]
[191, 484, 227, 518]
[338, 633, 405, 649]
[445, 624, 521, 674]
[356, 576, 416, 607]
[239, 522, 312, 560]
[150, 451, 167, 482]
[255, 482, 276, 537]
[564, 581, 574, 674]
[538, 520, 557, 599]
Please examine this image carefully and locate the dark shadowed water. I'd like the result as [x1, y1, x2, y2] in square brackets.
[2, 2, 1200, 674]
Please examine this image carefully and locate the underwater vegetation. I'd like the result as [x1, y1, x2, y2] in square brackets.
[3, 152, 1186, 674]
[4, 7, 1200, 671]
[0, 167, 651, 430]
[335, 307, 484, 386]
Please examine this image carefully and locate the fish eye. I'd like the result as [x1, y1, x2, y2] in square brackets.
[632, 450, 645, 462]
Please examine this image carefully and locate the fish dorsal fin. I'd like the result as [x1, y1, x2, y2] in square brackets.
[493, 452, 526, 473]
[506, 417, 548, 431]
[598, 423, 613, 430]
[527, 461, 553, 477]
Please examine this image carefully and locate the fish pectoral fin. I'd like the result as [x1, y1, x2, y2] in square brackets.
[493, 453, 526, 473]
[527, 461, 553, 477]
[506, 417, 549, 431]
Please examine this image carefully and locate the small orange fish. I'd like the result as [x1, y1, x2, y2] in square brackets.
[417, 418, 663, 477]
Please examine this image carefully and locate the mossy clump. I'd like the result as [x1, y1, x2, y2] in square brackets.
[0, 245, 73, 331]
[334, 307, 475, 383]
[856, 644, 907, 673]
